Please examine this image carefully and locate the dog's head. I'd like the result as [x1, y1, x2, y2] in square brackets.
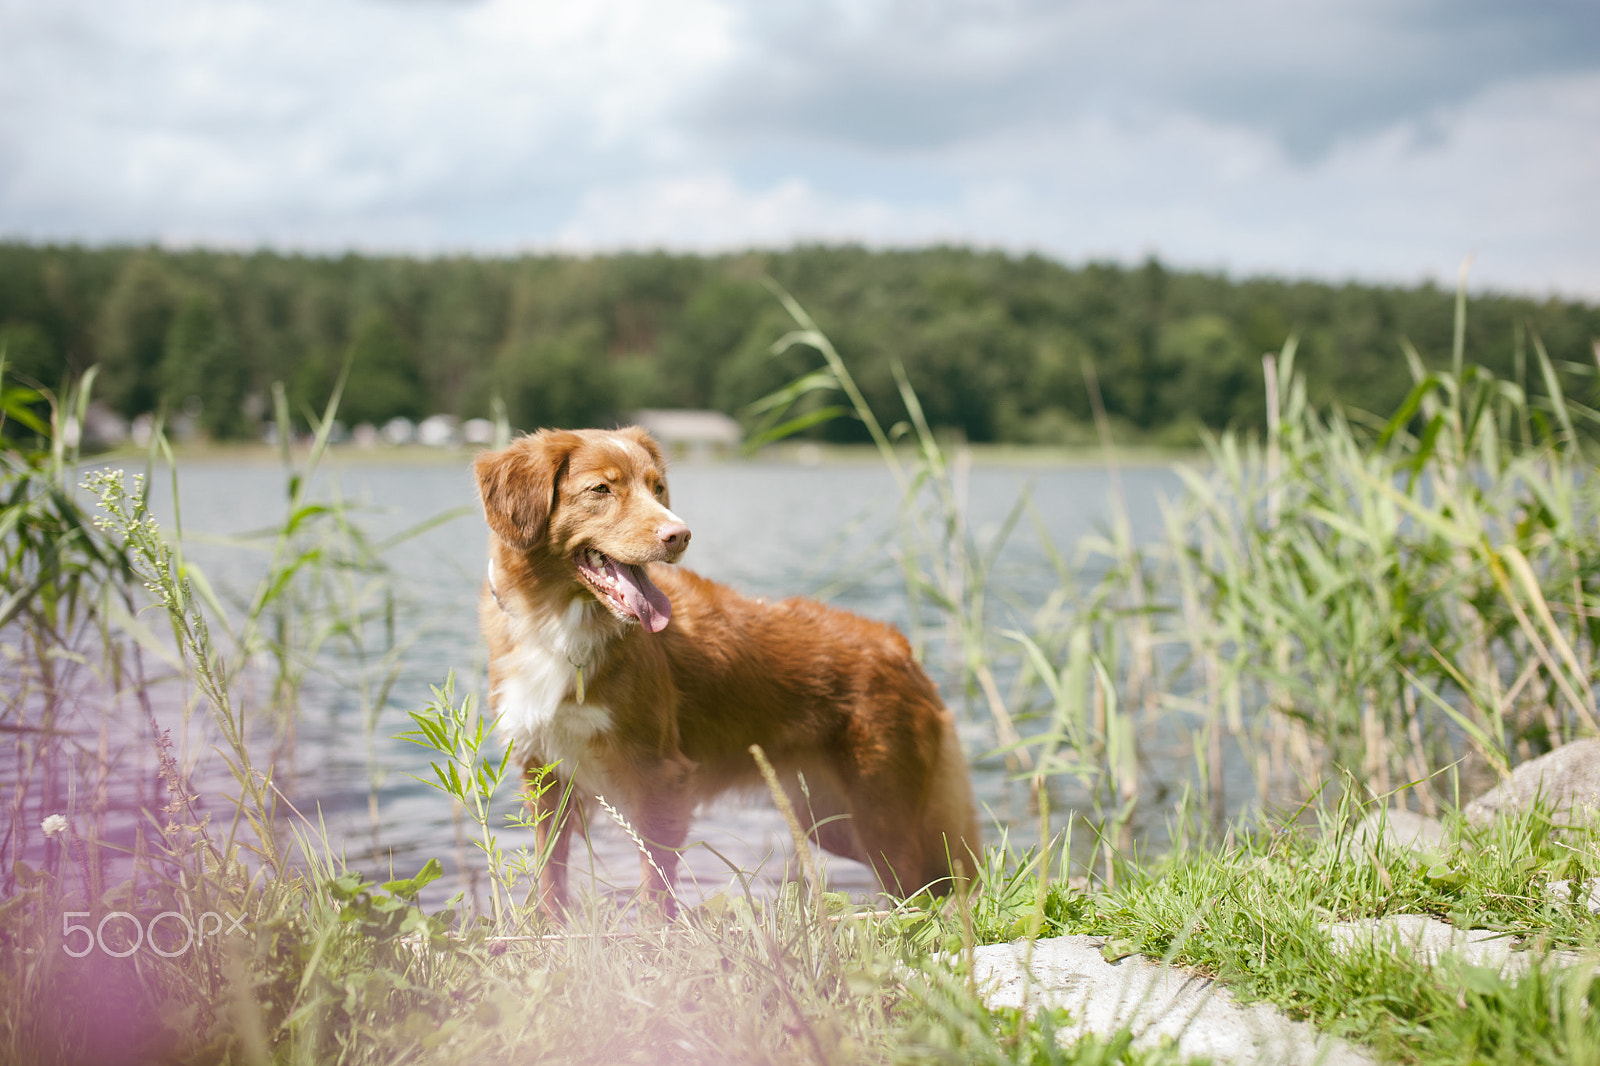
[475, 426, 690, 632]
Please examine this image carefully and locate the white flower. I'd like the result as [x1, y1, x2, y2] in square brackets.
[41, 814, 68, 838]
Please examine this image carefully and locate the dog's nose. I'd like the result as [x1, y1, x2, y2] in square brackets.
[658, 522, 691, 551]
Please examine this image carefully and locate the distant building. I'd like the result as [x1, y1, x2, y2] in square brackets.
[381, 417, 416, 445]
[417, 414, 458, 447]
[631, 409, 742, 457]
[460, 418, 495, 446]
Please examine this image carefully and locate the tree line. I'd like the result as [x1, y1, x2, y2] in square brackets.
[1, 241, 1596, 444]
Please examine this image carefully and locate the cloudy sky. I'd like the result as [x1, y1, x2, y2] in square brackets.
[2, 0, 1596, 295]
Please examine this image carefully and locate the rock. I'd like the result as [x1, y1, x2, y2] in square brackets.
[1350, 809, 1447, 854]
[1464, 738, 1600, 826]
[1324, 914, 1582, 977]
[970, 936, 1374, 1065]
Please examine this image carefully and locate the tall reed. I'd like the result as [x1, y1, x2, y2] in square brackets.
[1139, 282, 1600, 819]
[0, 362, 154, 892]
[748, 277, 1600, 860]
[0, 361, 478, 1058]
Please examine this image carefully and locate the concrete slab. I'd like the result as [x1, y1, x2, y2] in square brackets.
[970, 936, 1374, 1066]
[1324, 914, 1584, 977]
[1326, 915, 1519, 971]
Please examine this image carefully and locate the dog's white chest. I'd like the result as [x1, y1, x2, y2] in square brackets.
[493, 600, 615, 793]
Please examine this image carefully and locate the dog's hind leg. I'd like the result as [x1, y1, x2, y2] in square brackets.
[915, 716, 982, 892]
[828, 757, 931, 896]
[848, 713, 979, 899]
[781, 764, 868, 865]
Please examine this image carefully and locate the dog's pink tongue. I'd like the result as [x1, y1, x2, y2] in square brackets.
[616, 563, 672, 633]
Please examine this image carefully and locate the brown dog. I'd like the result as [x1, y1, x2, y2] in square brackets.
[475, 426, 979, 915]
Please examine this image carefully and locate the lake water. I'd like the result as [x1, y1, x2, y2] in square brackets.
[27, 451, 1193, 909]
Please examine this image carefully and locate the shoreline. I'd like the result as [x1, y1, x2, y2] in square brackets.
[85, 437, 1206, 469]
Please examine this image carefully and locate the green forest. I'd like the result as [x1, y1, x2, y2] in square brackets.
[1, 241, 1597, 444]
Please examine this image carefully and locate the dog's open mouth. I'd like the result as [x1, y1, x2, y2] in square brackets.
[574, 549, 672, 632]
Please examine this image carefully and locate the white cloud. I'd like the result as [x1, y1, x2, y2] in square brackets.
[0, 0, 736, 245]
[0, 0, 1595, 295]
[701, 0, 1600, 161]
[557, 70, 1600, 296]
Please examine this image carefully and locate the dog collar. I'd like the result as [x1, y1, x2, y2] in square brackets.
[487, 558, 510, 614]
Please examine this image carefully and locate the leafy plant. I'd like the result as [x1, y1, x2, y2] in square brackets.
[326, 858, 452, 946]
[400, 673, 573, 926]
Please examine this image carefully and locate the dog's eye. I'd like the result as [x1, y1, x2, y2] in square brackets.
[653, 484, 665, 497]
[591, 483, 611, 495]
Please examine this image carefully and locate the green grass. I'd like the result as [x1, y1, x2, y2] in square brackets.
[0, 819, 1192, 1064]
[13, 790, 1600, 1063]
[1016, 797, 1600, 1065]
[864, 792, 1600, 1064]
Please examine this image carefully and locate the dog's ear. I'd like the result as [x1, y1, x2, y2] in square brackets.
[475, 431, 579, 550]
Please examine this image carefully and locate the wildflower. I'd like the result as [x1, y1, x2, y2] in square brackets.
[41, 814, 68, 838]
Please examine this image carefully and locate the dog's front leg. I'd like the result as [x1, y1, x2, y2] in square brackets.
[526, 764, 576, 920]
[624, 751, 696, 919]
